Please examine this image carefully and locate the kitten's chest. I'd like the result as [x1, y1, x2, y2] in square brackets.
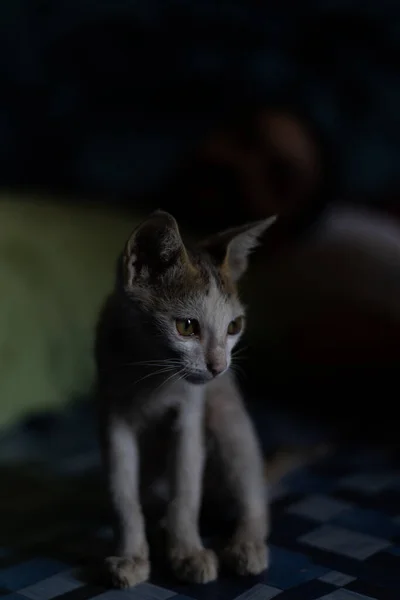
[137, 382, 205, 480]
[132, 377, 191, 421]
[138, 407, 178, 485]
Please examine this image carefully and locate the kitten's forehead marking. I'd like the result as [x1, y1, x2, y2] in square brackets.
[190, 263, 242, 329]
[190, 249, 237, 298]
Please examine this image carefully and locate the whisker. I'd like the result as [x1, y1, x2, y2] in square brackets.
[126, 359, 182, 365]
[122, 359, 182, 368]
[133, 366, 177, 386]
[154, 366, 186, 393]
[232, 345, 248, 359]
[230, 362, 247, 384]
[169, 369, 188, 389]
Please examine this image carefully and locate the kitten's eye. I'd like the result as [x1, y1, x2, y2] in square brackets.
[227, 316, 243, 336]
[176, 318, 200, 337]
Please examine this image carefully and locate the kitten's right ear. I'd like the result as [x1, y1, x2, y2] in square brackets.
[123, 211, 188, 288]
[201, 215, 277, 282]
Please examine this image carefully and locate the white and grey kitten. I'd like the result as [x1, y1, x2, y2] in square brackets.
[95, 210, 276, 588]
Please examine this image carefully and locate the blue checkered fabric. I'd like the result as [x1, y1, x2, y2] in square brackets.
[0, 400, 399, 599]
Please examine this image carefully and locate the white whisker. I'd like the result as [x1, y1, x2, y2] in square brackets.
[123, 358, 182, 368]
[153, 366, 187, 394]
[230, 362, 247, 383]
[133, 366, 177, 386]
[232, 345, 248, 360]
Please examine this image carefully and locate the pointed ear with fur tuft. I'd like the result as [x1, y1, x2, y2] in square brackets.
[123, 210, 188, 288]
[201, 214, 277, 281]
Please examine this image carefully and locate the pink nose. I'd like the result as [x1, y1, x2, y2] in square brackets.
[206, 361, 226, 377]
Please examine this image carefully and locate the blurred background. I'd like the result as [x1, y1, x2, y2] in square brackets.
[0, 1, 399, 452]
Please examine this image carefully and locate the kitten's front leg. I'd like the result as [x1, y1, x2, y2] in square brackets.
[207, 375, 269, 576]
[102, 415, 150, 588]
[166, 390, 218, 584]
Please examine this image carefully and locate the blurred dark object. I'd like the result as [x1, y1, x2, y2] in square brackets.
[150, 107, 329, 236]
[0, 2, 398, 208]
[242, 200, 400, 442]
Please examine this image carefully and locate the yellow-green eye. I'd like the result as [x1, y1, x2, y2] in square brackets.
[227, 316, 243, 336]
[176, 318, 200, 337]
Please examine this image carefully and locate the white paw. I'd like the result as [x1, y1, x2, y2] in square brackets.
[169, 547, 219, 584]
[222, 540, 268, 576]
[104, 555, 150, 588]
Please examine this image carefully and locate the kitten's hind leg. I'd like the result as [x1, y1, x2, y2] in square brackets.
[102, 416, 150, 588]
[206, 374, 269, 577]
[166, 391, 218, 584]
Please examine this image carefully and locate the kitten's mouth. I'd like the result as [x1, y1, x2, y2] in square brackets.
[184, 371, 214, 385]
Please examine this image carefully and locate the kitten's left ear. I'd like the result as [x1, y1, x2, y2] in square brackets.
[201, 215, 277, 281]
[122, 210, 189, 289]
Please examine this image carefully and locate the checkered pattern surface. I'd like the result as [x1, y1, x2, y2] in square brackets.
[1, 402, 399, 600]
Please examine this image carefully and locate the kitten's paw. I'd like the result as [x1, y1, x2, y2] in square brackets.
[169, 547, 219, 584]
[104, 556, 150, 588]
[221, 540, 268, 576]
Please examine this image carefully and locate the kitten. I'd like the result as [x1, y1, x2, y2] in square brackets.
[95, 210, 276, 588]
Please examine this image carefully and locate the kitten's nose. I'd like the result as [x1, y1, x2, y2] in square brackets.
[206, 362, 225, 377]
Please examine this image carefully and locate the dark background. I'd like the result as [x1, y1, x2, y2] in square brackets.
[1, 2, 398, 205]
[1, 1, 399, 442]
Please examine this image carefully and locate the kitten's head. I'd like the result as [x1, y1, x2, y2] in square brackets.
[121, 210, 276, 384]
